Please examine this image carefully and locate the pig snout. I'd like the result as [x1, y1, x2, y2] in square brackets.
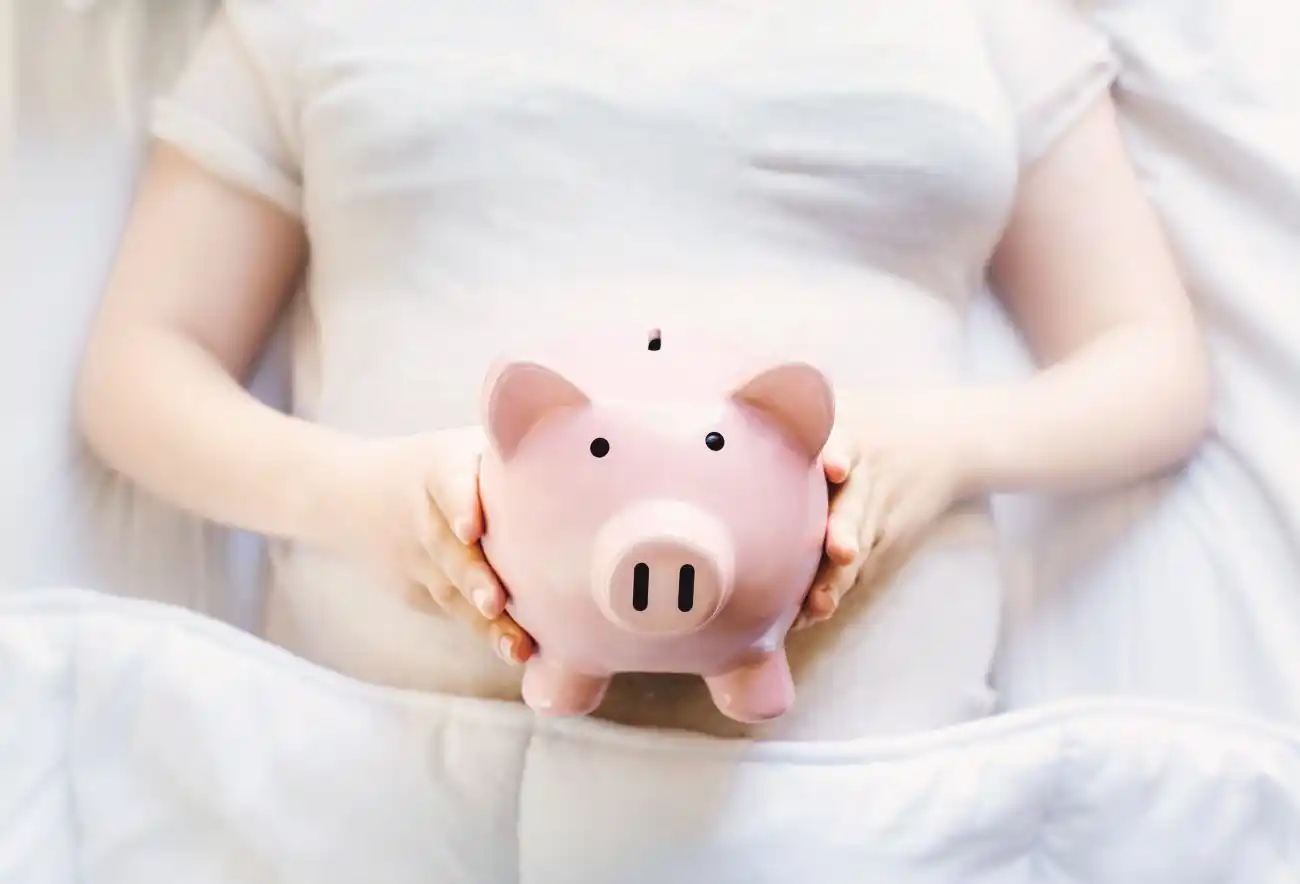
[591, 501, 735, 636]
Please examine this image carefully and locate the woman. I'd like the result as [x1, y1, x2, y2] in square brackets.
[76, 0, 1208, 741]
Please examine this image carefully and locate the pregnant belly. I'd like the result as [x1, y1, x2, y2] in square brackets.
[305, 265, 969, 437]
[262, 503, 998, 741]
[263, 550, 528, 702]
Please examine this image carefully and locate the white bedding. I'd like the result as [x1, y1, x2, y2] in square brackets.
[6, 588, 1300, 883]
[4, 0, 1300, 880]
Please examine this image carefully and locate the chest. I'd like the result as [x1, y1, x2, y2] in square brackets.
[291, 1, 1020, 265]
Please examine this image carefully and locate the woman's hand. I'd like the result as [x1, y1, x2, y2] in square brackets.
[795, 396, 974, 628]
[317, 426, 534, 665]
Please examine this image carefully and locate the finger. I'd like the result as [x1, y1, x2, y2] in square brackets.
[414, 579, 535, 664]
[800, 563, 856, 623]
[825, 470, 872, 565]
[821, 429, 859, 485]
[417, 501, 508, 619]
[486, 609, 536, 665]
[804, 494, 883, 624]
[803, 481, 903, 625]
[432, 525, 510, 619]
[801, 530, 850, 623]
[800, 550, 850, 620]
[791, 559, 832, 629]
[426, 449, 485, 545]
[409, 562, 531, 660]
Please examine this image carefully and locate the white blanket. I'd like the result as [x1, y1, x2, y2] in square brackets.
[5, 0, 1300, 880]
[5, 588, 1300, 883]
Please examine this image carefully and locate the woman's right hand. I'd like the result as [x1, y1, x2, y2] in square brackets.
[316, 426, 534, 666]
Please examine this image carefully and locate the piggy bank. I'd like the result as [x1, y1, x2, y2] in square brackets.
[478, 326, 834, 724]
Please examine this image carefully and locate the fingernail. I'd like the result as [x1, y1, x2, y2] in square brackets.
[497, 636, 519, 664]
[472, 587, 497, 617]
[453, 518, 474, 545]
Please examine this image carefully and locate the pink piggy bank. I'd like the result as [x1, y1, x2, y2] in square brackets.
[478, 327, 834, 724]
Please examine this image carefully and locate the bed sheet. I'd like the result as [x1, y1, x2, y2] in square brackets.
[6, 587, 1300, 884]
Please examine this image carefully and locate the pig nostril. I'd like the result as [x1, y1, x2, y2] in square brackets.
[677, 564, 695, 612]
[632, 563, 650, 612]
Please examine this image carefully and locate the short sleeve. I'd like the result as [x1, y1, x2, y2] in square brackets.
[150, 2, 304, 216]
[976, 0, 1119, 166]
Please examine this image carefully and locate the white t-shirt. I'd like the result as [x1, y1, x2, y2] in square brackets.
[152, 0, 1116, 738]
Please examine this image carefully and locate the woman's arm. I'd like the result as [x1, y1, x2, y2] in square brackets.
[840, 94, 1209, 500]
[76, 144, 347, 543]
[77, 143, 532, 653]
[968, 93, 1210, 494]
[806, 93, 1211, 621]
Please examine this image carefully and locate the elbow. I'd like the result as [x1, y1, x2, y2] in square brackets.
[1151, 318, 1214, 470]
[1166, 376, 1212, 471]
[1182, 364, 1214, 463]
[73, 323, 134, 472]
[73, 333, 114, 467]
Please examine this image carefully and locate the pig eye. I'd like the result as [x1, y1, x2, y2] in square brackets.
[589, 437, 611, 458]
[705, 432, 725, 451]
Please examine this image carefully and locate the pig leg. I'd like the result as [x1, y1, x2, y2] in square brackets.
[521, 657, 611, 717]
[704, 650, 795, 723]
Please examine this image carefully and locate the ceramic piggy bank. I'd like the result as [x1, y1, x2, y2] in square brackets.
[477, 327, 834, 724]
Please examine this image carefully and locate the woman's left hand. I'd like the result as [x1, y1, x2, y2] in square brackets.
[796, 402, 974, 628]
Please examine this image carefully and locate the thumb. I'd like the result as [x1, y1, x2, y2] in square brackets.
[427, 447, 485, 546]
[821, 427, 858, 485]
[825, 469, 871, 565]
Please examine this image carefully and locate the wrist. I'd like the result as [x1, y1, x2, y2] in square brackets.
[280, 422, 374, 549]
[924, 390, 996, 501]
[949, 407, 1001, 500]
[944, 385, 1023, 499]
[839, 385, 1007, 500]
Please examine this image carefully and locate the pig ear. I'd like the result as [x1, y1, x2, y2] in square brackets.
[728, 362, 836, 460]
[482, 360, 590, 460]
